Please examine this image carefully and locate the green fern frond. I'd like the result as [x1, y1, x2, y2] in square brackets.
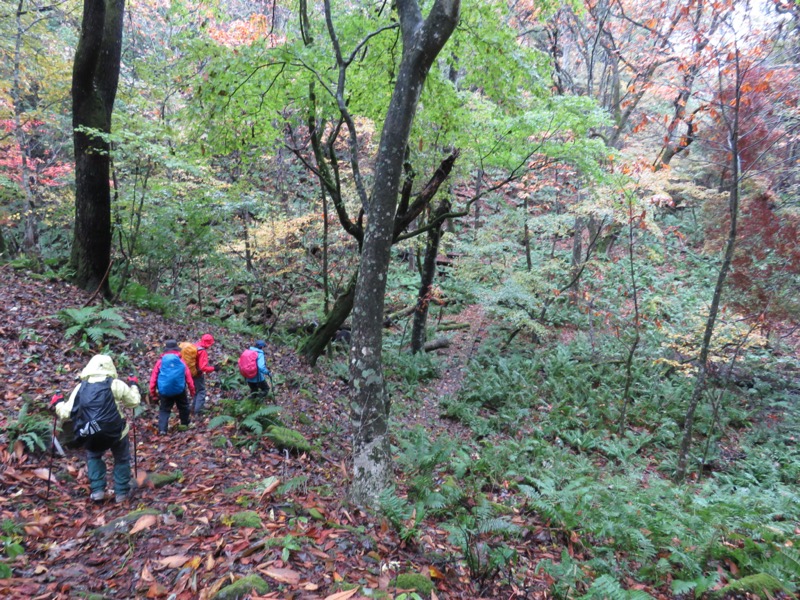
[277, 476, 309, 495]
[97, 308, 130, 327]
[208, 415, 236, 429]
[478, 516, 522, 537]
[241, 417, 264, 436]
[714, 573, 787, 599]
[582, 575, 630, 600]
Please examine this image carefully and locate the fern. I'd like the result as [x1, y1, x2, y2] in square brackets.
[714, 573, 787, 599]
[208, 415, 236, 429]
[55, 305, 129, 346]
[277, 476, 309, 495]
[240, 417, 263, 436]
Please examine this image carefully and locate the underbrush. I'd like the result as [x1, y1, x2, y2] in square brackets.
[389, 334, 800, 597]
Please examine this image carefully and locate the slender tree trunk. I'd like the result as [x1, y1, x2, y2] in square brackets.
[411, 200, 450, 353]
[675, 109, 741, 483]
[70, 0, 126, 296]
[12, 0, 39, 258]
[523, 195, 532, 271]
[349, 0, 460, 506]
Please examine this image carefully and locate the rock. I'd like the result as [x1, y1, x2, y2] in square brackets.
[94, 509, 161, 536]
[212, 574, 270, 599]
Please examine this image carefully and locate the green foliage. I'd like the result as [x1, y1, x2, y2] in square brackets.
[5, 401, 50, 454]
[443, 497, 521, 581]
[55, 306, 130, 347]
[264, 426, 311, 454]
[391, 573, 433, 597]
[210, 398, 283, 441]
[0, 519, 24, 579]
[713, 573, 787, 599]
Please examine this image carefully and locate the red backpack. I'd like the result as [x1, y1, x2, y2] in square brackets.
[238, 349, 259, 379]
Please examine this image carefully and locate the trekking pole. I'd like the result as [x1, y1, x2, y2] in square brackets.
[46, 390, 64, 501]
[127, 375, 140, 481]
[46, 413, 57, 500]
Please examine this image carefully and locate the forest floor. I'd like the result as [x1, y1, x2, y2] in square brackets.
[0, 265, 573, 599]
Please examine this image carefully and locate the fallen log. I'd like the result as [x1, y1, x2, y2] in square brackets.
[438, 322, 469, 332]
[424, 337, 451, 352]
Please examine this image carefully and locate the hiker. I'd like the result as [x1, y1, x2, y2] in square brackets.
[191, 333, 217, 415]
[239, 340, 272, 396]
[149, 339, 195, 434]
[50, 354, 141, 503]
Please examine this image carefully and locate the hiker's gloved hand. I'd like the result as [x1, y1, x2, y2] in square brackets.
[127, 376, 141, 393]
[49, 392, 64, 411]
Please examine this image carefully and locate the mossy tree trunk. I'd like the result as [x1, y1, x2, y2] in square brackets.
[348, 0, 460, 507]
[70, 0, 125, 296]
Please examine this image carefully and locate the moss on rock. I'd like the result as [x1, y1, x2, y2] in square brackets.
[149, 470, 182, 488]
[211, 574, 270, 599]
[392, 573, 433, 596]
[223, 510, 263, 529]
[266, 426, 312, 454]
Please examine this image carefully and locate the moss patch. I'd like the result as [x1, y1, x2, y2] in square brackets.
[392, 573, 433, 596]
[266, 426, 312, 454]
[149, 470, 182, 488]
[211, 574, 270, 599]
[222, 510, 262, 529]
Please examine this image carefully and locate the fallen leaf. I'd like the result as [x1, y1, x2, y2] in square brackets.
[158, 554, 191, 569]
[136, 470, 151, 488]
[146, 582, 168, 598]
[32, 468, 56, 482]
[130, 514, 158, 535]
[141, 563, 155, 582]
[429, 565, 445, 579]
[261, 566, 300, 584]
[323, 589, 359, 600]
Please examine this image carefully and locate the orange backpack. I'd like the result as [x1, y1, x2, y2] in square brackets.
[179, 342, 199, 377]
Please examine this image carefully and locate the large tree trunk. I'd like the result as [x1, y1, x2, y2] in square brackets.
[349, 0, 460, 507]
[411, 199, 450, 354]
[70, 0, 125, 296]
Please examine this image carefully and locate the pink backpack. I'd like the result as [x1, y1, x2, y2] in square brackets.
[238, 349, 259, 379]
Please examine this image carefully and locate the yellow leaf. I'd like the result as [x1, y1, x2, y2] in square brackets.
[130, 514, 158, 535]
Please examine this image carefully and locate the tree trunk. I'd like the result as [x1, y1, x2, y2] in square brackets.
[411, 199, 450, 353]
[349, 0, 460, 507]
[300, 269, 358, 366]
[675, 91, 741, 483]
[12, 0, 40, 259]
[70, 0, 125, 296]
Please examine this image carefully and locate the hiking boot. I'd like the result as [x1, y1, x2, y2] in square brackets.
[158, 429, 167, 435]
[115, 494, 128, 504]
[90, 490, 105, 502]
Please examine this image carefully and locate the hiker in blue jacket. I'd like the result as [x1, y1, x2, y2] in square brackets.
[244, 340, 271, 396]
[149, 339, 195, 434]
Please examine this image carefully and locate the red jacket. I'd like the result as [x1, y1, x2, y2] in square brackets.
[149, 350, 196, 397]
[195, 339, 215, 375]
